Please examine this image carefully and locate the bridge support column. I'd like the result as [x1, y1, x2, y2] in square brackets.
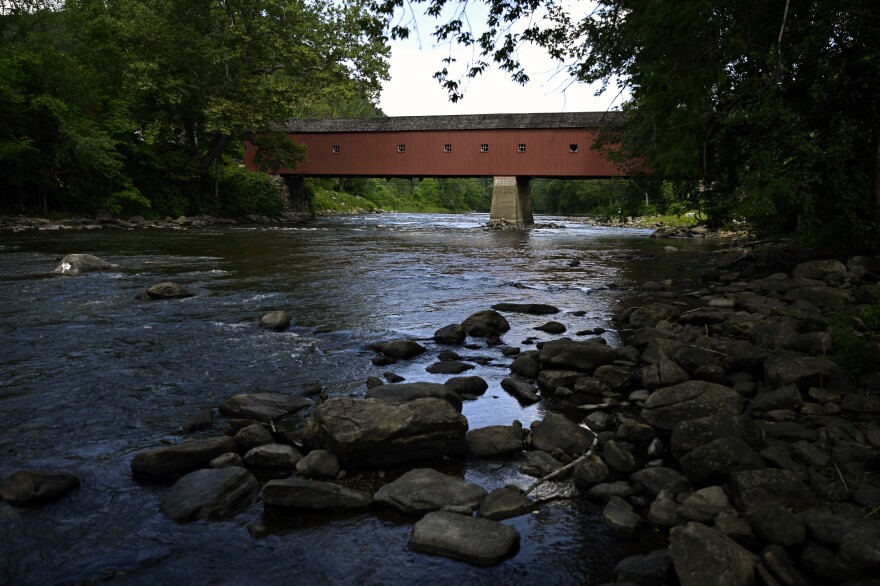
[489, 176, 534, 226]
[282, 175, 310, 215]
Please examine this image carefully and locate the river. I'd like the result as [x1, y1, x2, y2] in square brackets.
[0, 213, 717, 585]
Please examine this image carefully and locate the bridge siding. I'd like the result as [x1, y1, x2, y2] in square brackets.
[245, 127, 622, 178]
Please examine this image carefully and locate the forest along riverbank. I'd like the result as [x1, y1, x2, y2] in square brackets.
[1, 216, 878, 584]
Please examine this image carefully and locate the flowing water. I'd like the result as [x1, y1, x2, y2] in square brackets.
[0, 213, 718, 585]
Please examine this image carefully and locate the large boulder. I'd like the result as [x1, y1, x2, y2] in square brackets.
[409, 511, 520, 566]
[763, 354, 841, 390]
[262, 478, 371, 510]
[131, 436, 238, 481]
[365, 382, 462, 411]
[243, 443, 302, 470]
[159, 467, 260, 522]
[678, 437, 765, 483]
[671, 413, 761, 458]
[433, 324, 466, 345]
[52, 253, 115, 275]
[302, 397, 468, 466]
[479, 487, 534, 520]
[0, 469, 80, 506]
[538, 340, 619, 373]
[641, 381, 743, 432]
[529, 413, 592, 457]
[500, 377, 540, 404]
[371, 339, 426, 359]
[668, 522, 759, 586]
[374, 468, 487, 515]
[461, 309, 510, 337]
[466, 423, 524, 457]
[219, 392, 311, 422]
[728, 469, 817, 511]
[444, 376, 488, 397]
[295, 450, 340, 479]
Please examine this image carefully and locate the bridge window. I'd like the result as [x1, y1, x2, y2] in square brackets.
[397, 144, 406, 153]
[332, 145, 340, 154]
[518, 144, 526, 152]
[443, 144, 452, 153]
[480, 144, 489, 153]
[569, 144, 579, 153]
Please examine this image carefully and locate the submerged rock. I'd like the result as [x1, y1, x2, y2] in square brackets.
[491, 303, 560, 315]
[0, 469, 80, 506]
[145, 281, 195, 299]
[260, 310, 291, 331]
[409, 511, 520, 566]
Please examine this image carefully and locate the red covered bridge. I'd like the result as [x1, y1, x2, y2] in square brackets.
[244, 112, 625, 225]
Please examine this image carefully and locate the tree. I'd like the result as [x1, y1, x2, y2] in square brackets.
[375, 0, 880, 250]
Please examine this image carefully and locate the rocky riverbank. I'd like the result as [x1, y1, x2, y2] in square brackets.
[0, 212, 311, 232]
[3, 240, 879, 584]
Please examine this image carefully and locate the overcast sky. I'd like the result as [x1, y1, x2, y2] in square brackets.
[377, 3, 626, 116]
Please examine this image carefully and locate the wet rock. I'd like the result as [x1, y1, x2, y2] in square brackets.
[641, 380, 743, 432]
[243, 443, 302, 470]
[181, 408, 214, 433]
[409, 511, 520, 566]
[534, 321, 566, 334]
[572, 453, 610, 488]
[434, 324, 466, 345]
[444, 376, 488, 396]
[630, 467, 690, 498]
[294, 449, 339, 479]
[745, 501, 806, 547]
[538, 339, 619, 373]
[461, 310, 510, 338]
[209, 453, 244, 469]
[52, 253, 115, 275]
[603, 440, 636, 473]
[365, 382, 462, 411]
[678, 486, 734, 523]
[262, 478, 371, 510]
[426, 361, 475, 375]
[668, 522, 759, 586]
[260, 310, 291, 331]
[371, 339, 427, 359]
[131, 436, 238, 481]
[539, 370, 583, 393]
[520, 450, 563, 477]
[491, 302, 560, 315]
[0, 469, 80, 506]
[614, 549, 671, 586]
[510, 350, 540, 378]
[160, 467, 259, 522]
[479, 487, 534, 520]
[587, 481, 636, 501]
[500, 377, 540, 404]
[603, 496, 642, 534]
[219, 392, 311, 422]
[679, 437, 765, 483]
[233, 423, 274, 453]
[374, 468, 487, 515]
[302, 397, 468, 467]
[529, 413, 592, 457]
[728, 469, 817, 511]
[466, 423, 523, 457]
[383, 371, 405, 383]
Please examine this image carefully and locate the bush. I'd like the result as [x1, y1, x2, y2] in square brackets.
[218, 165, 284, 217]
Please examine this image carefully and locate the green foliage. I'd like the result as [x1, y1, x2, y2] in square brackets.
[216, 165, 284, 217]
[337, 177, 490, 213]
[308, 179, 378, 214]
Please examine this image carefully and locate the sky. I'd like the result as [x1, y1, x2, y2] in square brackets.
[377, 3, 626, 117]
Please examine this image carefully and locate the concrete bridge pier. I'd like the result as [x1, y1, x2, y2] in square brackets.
[489, 176, 534, 226]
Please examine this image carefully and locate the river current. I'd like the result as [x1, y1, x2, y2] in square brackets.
[0, 213, 716, 585]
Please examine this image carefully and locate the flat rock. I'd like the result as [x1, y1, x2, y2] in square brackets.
[243, 443, 302, 470]
[630, 467, 690, 498]
[425, 361, 475, 375]
[303, 397, 468, 466]
[371, 339, 427, 359]
[160, 467, 259, 522]
[374, 468, 487, 515]
[520, 450, 563, 477]
[131, 436, 238, 481]
[500, 377, 540, 404]
[529, 413, 592, 457]
[603, 495, 642, 533]
[262, 478, 372, 510]
[219, 392, 311, 422]
[764, 354, 840, 390]
[365, 381, 462, 411]
[479, 487, 535, 520]
[668, 522, 759, 586]
[491, 303, 560, 315]
[641, 381, 743, 432]
[409, 511, 520, 566]
[466, 423, 523, 457]
[0, 469, 80, 506]
[679, 486, 734, 523]
[538, 339, 619, 373]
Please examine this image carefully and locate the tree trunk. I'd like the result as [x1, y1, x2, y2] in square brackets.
[199, 134, 233, 175]
[875, 125, 880, 232]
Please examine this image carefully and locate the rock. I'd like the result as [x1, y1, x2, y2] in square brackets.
[572, 453, 610, 488]
[371, 339, 427, 359]
[160, 467, 260, 522]
[603, 440, 636, 473]
[383, 371, 405, 383]
[374, 468, 488, 515]
[587, 481, 637, 501]
[500, 377, 540, 404]
[603, 496, 642, 534]
[520, 450, 564, 477]
[793, 259, 847, 281]
[444, 376, 488, 396]
[535, 321, 566, 333]
[219, 392, 311, 422]
[641, 360, 690, 390]
[294, 449, 339, 479]
[764, 354, 840, 390]
[52, 253, 114, 275]
[759, 545, 812, 586]
[784, 285, 852, 312]
[491, 303, 560, 315]
[262, 478, 372, 510]
[426, 361, 475, 375]
[510, 351, 540, 378]
[467, 423, 523, 457]
[131, 436, 238, 481]
[434, 324, 466, 345]
[615, 549, 671, 586]
[302, 397, 468, 466]
[538, 340, 619, 373]
[365, 381, 462, 411]
[617, 419, 656, 443]
[839, 523, 880, 577]
[233, 423, 275, 452]
[671, 414, 761, 458]
[641, 381, 744, 432]
[479, 487, 534, 520]
[409, 511, 520, 566]
[243, 443, 302, 470]
[629, 303, 682, 328]
[0, 469, 80, 506]
[260, 310, 291, 331]
[648, 491, 681, 527]
[594, 364, 634, 391]
[728, 469, 817, 511]
[530, 413, 592, 457]
[630, 467, 690, 498]
[679, 437, 765, 483]
[144, 282, 195, 299]
[841, 393, 880, 414]
[461, 310, 510, 338]
[748, 384, 804, 414]
[679, 486, 734, 523]
[209, 453, 244, 469]
[668, 522, 759, 586]
[745, 501, 806, 547]
[540, 370, 583, 392]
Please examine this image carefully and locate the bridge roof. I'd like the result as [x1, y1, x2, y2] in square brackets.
[274, 111, 624, 133]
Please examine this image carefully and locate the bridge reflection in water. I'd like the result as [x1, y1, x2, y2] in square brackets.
[245, 112, 626, 226]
